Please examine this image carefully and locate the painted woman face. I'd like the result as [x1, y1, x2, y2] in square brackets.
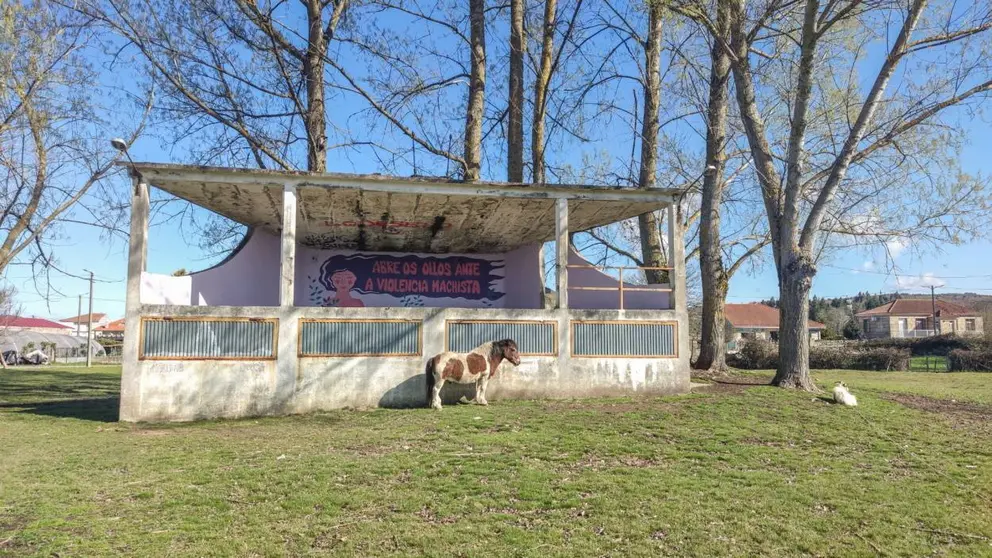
[330, 270, 357, 292]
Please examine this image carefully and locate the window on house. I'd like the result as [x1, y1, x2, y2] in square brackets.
[770, 331, 779, 341]
[915, 318, 927, 330]
[966, 319, 976, 331]
[863, 319, 870, 334]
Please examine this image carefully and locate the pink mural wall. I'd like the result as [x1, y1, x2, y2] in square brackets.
[139, 231, 669, 310]
[141, 230, 542, 308]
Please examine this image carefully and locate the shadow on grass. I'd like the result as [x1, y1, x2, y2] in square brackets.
[1, 368, 121, 422]
[1, 396, 120, 422]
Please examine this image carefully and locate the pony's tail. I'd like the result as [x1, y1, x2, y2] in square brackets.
[425, 357, 436, 407]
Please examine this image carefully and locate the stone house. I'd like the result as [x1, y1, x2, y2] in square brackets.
[724, 303, 825, 351]
[855, 299, 983, 339]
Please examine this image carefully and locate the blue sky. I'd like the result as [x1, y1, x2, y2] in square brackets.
[7, 4, 992, 321]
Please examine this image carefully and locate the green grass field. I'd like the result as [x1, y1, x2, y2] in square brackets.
[1, 366, 990, 557]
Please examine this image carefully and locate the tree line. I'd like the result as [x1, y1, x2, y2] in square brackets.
[4, 0, 991, 390]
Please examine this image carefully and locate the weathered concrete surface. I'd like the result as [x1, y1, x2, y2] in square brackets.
[121, 306, 690, 422]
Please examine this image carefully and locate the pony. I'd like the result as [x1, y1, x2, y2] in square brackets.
[425, 339, 521, 410]
[832, 382, 857, 407]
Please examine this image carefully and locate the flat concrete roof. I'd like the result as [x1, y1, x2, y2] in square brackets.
[128, 163, 677, 253]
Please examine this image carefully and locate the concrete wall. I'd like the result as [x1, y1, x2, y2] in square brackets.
[120, 305, 689, 422]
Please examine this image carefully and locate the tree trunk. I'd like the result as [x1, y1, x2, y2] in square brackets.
[772, 251, 818, 390]
[304, 0, 327, 172]
[636, 0, 665, 285]
[464, 0, 486, 181]
[696, 278, 728, 370]
[507, 0, 525, 183]
[531, 0, 556, 184]
[693, 0, 731, 371]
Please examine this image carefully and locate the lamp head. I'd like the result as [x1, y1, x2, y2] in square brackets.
[110, 138, 128, 151]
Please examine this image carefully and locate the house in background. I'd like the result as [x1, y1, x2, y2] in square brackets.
[59, 313, 109, 336]
[94, 318, 125, 340]
[725, 303, 825, 351]
[0, 315, 73, 335]
[855, 299, 984, 339]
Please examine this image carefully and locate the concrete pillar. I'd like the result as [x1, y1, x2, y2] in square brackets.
[555, 197, 569, 309]
[120, 176, 149, 422]
[668, 200, 690, 365]
[275, 183, 299, 412]
[280, 184, 297, 307]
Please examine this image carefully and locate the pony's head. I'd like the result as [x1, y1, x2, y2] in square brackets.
[494, 339, 521, 366]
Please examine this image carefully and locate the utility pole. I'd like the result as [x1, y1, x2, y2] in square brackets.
[931, 285, 939, 336]
[76, 295, 82, 337]
[86, 270, 94, 368]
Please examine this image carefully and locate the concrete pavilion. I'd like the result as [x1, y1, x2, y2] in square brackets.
[120, 163, 689, 421]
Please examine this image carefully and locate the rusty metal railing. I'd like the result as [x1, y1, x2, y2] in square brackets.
[566, 265, 673, 309]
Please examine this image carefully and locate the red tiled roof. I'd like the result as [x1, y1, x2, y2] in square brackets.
[725, 303, 825, 329]
[95, 318, 125, 332]
[855, 299, 978, 318]
[0, 315, 71, 329]
[59, 313, 107, 323]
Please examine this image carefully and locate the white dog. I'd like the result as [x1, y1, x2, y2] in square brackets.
[832, 382, 857, 407]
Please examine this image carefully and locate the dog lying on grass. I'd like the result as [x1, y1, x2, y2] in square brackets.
[832, 382, 858, 407]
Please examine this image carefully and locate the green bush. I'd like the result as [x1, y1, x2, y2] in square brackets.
[728, 338, 778, 369]
[947, 349, 992, 372]
[863, 334, 989, 356]
[728, 339, 910, 371]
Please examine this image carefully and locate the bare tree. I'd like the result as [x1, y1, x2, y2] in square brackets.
[464, 0, 487, 181]
[718, 0, 992, 389]
[693, 0, 733, 371]
[1, 1, 147, 284]
[507, 0, 525, 182]
[636, 0, 668, 285]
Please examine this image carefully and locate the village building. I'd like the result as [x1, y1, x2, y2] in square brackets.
[724, 303, 825, 351]
[855, 299, 984, 339]
[0, 315, 73, 335]
[120, 163, 690, 422]
[60, 313, 109, 336]
[94, 318, 125, 340]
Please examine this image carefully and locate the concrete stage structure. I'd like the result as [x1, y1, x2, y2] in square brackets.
[120, 163, 689, 421]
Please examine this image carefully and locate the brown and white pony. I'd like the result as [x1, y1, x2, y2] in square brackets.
[425, 339, 521, 410]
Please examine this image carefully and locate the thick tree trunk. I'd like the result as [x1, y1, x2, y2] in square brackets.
[304, 0, 327, 172]
[773, 251, 818, 390]
[464, 0, 486, 181]
[531, 0, 556, 184]
[696, 279, 728, 370]
[637, 0, 666, 285]
[507, 0, 525, 183]
[693, 0, 731, 371]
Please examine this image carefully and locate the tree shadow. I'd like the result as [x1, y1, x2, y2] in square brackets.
[1, 397, 120, 422]
[0, 368, 121, 422]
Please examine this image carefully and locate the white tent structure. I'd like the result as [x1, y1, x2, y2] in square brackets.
[1, 330, 105, 363]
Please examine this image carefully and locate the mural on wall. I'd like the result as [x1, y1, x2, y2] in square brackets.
[307, 253, 505, 308]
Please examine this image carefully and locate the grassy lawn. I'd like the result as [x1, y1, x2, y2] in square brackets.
[910, 356, 949, 373]
[1, 366, 991, 557]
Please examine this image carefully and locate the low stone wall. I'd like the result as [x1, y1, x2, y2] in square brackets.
[120, 305, 690, 422]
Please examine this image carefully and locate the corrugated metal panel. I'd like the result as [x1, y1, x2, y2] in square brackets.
[572, 321, 676, 357]
[300, 320, 421, 356]
[447, 321, 556, 355]
[141, 319, 276, 359]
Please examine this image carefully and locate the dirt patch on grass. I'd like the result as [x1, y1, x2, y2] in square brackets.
[691, 379, 769, 395]
[887, 394, 992, 432]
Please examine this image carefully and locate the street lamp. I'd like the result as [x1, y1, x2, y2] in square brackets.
[110, 137, 143, 191]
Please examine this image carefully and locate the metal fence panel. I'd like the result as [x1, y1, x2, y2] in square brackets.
[141, 318, 276, 359]
[300, 320, 421, 356]
[446, 321, 557, 355]
[572, 321, 676, 357]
